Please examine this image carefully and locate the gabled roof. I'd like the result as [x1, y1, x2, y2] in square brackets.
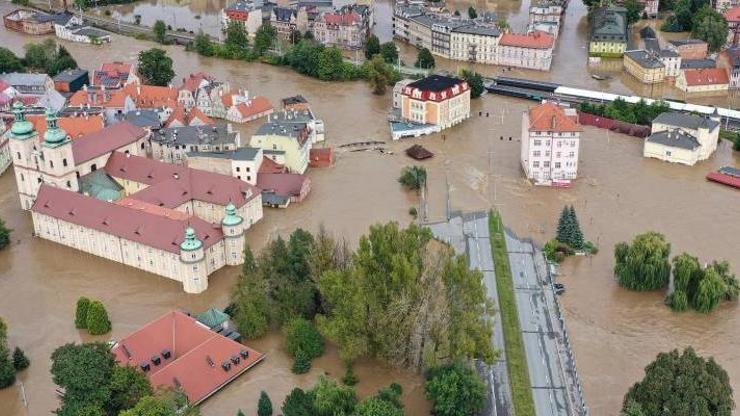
[528, 102, 582, 132]
[407, 75, 465, 93]
[32, 186, 221, 254]
[681, 68, 729, 86]
[500, 31, 554, 49]
[196, 308, 230, 329]
[257, 172, 309, 198]
[122, 84, 179, 109]
[725, 5, 740, 22]
[111, 311, 264, 405]
[27, 113, 105, 140]
[233, 96, 273, 118]
[165, 106, 214, 127]
[104, 152, 261, 208]
[72, 121, 147, 163]
[646, 129, 701, 150]
[180, 72, 215, 92]
[652, 112, 720, 131]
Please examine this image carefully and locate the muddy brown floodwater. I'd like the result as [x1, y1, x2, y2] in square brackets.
[1, 4, 740, 415]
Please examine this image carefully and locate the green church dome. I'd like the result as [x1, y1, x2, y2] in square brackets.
[221, 202, 243, 227]
[180, 227, 203, 251]
[43, 107, 69, 147]
[9, 101, 35, 139]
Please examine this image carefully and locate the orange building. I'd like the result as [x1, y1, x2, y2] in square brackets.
[400, 75, 470, 129]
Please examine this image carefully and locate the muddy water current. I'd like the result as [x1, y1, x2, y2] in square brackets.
[1, 3, 740, 414]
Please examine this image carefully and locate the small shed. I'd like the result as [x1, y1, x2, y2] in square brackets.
[406, 144, 434, 160]
[196, 307, 230, 330]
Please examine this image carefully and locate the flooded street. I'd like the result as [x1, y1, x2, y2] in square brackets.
[1, 2, 740, 415]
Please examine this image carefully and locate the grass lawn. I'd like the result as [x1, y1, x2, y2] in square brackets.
[488, 210, 536, 415]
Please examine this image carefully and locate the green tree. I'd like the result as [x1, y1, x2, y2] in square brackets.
[425, 362, 486, 416]
[365, 34, 381, 60]
[692, 264, 727, 313]
[51, 343, 115, 412]
[282, 388, 315, 416]
[47, 45, 78, 77]
[498, 17, 509, 30]
[75, 296, 91, 329]
[366, 55, 394, 94]
[193, 31, 215, 56]
[254, 24, 277, 56]
[415, 47, 435, 69]
[625, 0, 642, 24]
[137, 48, 175, 86]
[258, 391, 273, 416]
[108, 365, 153, 414]
[0, 217, 11, 250]
[224, 21, 250, 58]
[231, 247, 270, 339]
[312, 376, 357, 416]
[621, 399, 646, 416]
[85, 300, 111, 335]
[23, 39, 55, 71]
[0, 47, 24, 74]
[460, 69, 484, 99]
[0, 345, 15, 389]
[468, 6, 477, 19]
[153, 20, 167, 44]
[614, 232, 671, 291]
[355, 397, 404, 416]
[317, 47, 346, 81]
[568, 206, 584, 249]
[290, 29, 303, 44]
[292, 349, 312, 374]
[12, 347, 29, 371]
[284, 317, 325, 361]
[303, 30, 314, 41]
[712, 260, 739, 301]
[237, 410, 246, 416]
[119, 395, 176, 416]
[665, 253, 701, 311]
[380, 42, 398, 64]
[398, 166, 427, 192]
[623, 347, 734, 416]
[692, 5, 729, 52]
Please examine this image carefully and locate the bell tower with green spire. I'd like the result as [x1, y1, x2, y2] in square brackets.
[7, 102, 42, 210]
[40, 107, 78, 192]
[221, 202, 245, 266]
[179, 226, 208, 293]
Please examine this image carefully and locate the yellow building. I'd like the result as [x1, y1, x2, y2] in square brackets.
[623, 50, 665, 84]
[250, 111, 313, 174]
[400, 75, 471, 129]
[589, 6, 628, 57]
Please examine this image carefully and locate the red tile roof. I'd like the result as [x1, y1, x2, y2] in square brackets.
[68, 88, 129, 108]
[32, 186, 222, 254]
[72, 121, 148, 163]
[322, 10, 361, 25]
[500, 31, 554, 49]
[111, 310, 264, 405]
[725, 6, 740, 22]
[682, 68, 730, 86]
[309, 147, 333, 168]
[27, 113, 105, 140]
[105, 152, 261, 208]
[180, 72, 215, 92]
[165, 106, 214, 127]
[122, 84, 179, 109]
[114, 198, 190, 220]
[234, 96, 274, 118]
[259, 155, 287, 174]
[257, 173, 309, 198]
[528, 102, 582, 132]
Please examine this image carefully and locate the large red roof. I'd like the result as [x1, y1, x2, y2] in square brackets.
[500, 31, 554, 49]
[725, 6, 740, 22]
[111, 310, 264, 405]
[105, 152, 261, 208]
[257, 173, 309, 197]
[31, 186, 222, 254]
[528, 102, 582, 132]
[234, 96, 274, 118]
[72, 121, 148, 163]
[27, 113, 105, 140]
[682, 68, 729, 86]
[322, 10, 361, 25]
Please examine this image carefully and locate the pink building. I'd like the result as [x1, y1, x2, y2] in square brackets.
[520, 102, 582, 187]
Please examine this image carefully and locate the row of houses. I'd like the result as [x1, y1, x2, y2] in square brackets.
[393, 4, 556, 70]
[3, 9, 110, 44]
[221, 0, 372, 49]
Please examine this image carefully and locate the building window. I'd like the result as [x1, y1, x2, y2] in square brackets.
[62, 158, 68, 167]
[16, 152, 21, 160]
[666, 150, 672, 156]
[237, 175, 241, 180]
[91, 164, 97, 172]
[236, 167, 240, 172]
[533, 161, 540, 168]
[66, 181, 71, 188]
[49, 160, 54, 168]
[555, 162, 561, 169]
[533, 139, 541, 146]
[569, 151, 575, 158]
[544, 161, 550, 167]
[533, 151, 541, 157]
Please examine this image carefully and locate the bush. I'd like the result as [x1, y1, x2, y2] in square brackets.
[291, 349, 311, 374]
[398, 166, 427, 191]
[0, 216, 13, 250]
[85, 301, 112, 335]
[425, 362, 486, 416]
[75, 297, 91, 329]
[614, 232, 671, 291]
[258, 391, 273, 416]
[583, 240, 599, 255]
[408, 207, 418, 218]
[0, 346, 15, 388]
[12, 347, 29, 371]
[543, 239, 574, 263]
[665, 290, 689, 312]
[342, 367, 358, 386]
[284, 318, 324, 360]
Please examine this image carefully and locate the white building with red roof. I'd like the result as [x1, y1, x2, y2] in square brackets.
[225, 96, 274, 123]
[111, 310, 265, 405]
[498, 31, 555, 71]
[520, 101, 582, 186]
[5, 102, 262, 293]
[676, 68, 730, 94]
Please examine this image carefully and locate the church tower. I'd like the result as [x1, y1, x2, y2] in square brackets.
[221, 202, 245, 266]
[179, 226, 208, 294]
[40, 107, 78, 192]
[6, 102, 40, 210]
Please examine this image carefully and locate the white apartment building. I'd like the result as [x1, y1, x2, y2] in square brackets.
[644, 111, 720, 165]
[520, 102, 582, 186]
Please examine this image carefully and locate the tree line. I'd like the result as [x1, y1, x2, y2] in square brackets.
[578, 98, 670, 126]
[660, 0, 728, 52]
[614, 231, 738, 313]
[0, 318, 30, 390]
[230, 224, 496, 374]
[0, 39, 78, 77]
